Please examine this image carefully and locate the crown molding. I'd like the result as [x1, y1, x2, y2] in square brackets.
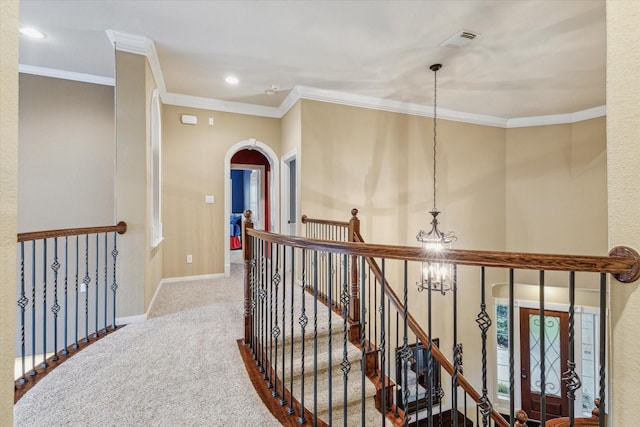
[506, 105, 606, 128]
[162, 92, 282, 118]
[106, 30, 167, 97]
[18, 64, 114, 86]
[22, 30, 607, 128]
[291, 85, 510, 127]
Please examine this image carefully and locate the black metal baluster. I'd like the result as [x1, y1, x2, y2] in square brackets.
[381, 258, 386, 425]
[368, 264, 372, 352]
[111, 232, 119, 330]
[30, 240, 36, 376]
[83, 234, 90, 343]
[41, 239, 48, 369]
[400, 261, 410, 427]
[51, 237, 60, 361]
[427, 264, 433, 427]
[374, 264, 379, 372]
[313, 250, 318, 426]
[416, 334, 420, 427]
[563, 272, 581, 426]
[17, 242, 28, 384]
[249, 236, 256, 359]
[395, 309, 399, 418]
[388, 292, 392, 415]
[298, 249, 308, 425]
[341, 253, 351, 426]
[267, 242, 274, 389]
[73, 237, 79, 348]
[539, 271, 546, 426]
[598, 273, 606, 427]
[103, 232, 108, 333]
[257, 240, 262, 368]
[94, 234, 99, 338]
[509, 269, 515, 427]
[452, 265, 459, 427]
[287, 245, 295, 415]
[272, 244, 281, 398]
[62, 237, 69, 355]
[360, 256, 367, 427]
[280, 244, 287, 407]
[259, 242, 266, 375]
[476, 266, 492, 426]
[327, 252, 333, 426]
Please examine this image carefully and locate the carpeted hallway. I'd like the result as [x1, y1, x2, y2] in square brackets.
[13, 261, 281, 427]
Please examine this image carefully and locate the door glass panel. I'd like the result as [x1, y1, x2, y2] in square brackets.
[529, 314, 562, 397]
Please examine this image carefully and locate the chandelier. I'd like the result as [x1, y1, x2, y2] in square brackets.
[416, 63, 457, 294]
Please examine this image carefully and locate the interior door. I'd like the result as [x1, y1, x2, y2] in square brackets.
[520, 308, 569, 421]
[287, 158, 296, 235]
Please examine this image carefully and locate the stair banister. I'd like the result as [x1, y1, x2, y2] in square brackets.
[357, 241, 508, 426]
[245, 210, 640, 426]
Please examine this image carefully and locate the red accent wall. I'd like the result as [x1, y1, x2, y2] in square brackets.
[231, 149, 270, 231]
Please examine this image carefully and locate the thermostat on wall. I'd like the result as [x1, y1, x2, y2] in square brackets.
[180, 114, 197, 125]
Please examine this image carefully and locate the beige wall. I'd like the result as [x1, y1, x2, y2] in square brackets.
[506, 118, 608, 286]
[300, 100, 506, 249]
[18, 74, 115, 232]
[0, 0, 18, 423]
[281, 101, 301, 233]
[162, 105, 281, 278]
[607, 1, 640, 424]
[299, 99, 507, 398]
[115, 51, 148, 317]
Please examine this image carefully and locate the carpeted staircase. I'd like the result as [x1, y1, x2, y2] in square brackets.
[268, 281, 380, 426]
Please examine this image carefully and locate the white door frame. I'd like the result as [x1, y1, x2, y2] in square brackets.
[281, 149, 298, 236]
[224, 139, 279, 276]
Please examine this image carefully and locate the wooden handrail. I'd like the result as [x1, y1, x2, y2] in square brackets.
[301, 214, 350, 228]
[353, 230, 509, 427]
[17, 221, 128, 242]
[246, 229, 639, 280]
[248, 212, 634, 426]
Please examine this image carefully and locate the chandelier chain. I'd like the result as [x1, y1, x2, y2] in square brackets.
[432, 67, 438, 212]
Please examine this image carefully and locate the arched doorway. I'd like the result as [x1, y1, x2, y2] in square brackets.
[224, 139, 279, 276]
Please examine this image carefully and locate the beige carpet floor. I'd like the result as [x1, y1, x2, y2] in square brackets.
[13, 262, 281, 427]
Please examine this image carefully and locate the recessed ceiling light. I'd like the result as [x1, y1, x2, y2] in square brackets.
[225, 76, 239, 85]
[19, 27, 46, 40]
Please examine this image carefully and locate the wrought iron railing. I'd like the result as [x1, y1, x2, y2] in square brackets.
[14, 222, 127, 400]
[243, 209, 638, 426]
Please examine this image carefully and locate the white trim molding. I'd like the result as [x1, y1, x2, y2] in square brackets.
[23, 29, 607, 129]
[161, 273, 225, 284]
[224, 139, 280, 277]
[106, 29, 167, 98]
[506, 105, 606, 128]
[18, 64, 114, 86]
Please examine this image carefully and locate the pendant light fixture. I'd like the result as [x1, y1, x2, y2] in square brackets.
[416, 63, 457, 294]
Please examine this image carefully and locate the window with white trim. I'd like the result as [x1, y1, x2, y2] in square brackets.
[150, 88, 163, 248]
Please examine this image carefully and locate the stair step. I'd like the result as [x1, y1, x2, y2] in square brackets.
[290, 353, 379, 426]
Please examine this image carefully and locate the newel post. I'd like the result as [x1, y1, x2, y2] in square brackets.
[348, 208, 361, 340]
[243, 210, 254, 344]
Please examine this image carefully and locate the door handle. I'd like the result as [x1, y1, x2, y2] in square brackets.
[521, 369, 527, 380]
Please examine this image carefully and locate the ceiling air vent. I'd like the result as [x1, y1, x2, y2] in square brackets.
[440, 30, 479, 47]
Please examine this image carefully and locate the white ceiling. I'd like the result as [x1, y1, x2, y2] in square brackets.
[18, 0, 606, 120]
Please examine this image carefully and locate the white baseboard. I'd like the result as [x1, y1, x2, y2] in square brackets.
[160, 273, 225, 284]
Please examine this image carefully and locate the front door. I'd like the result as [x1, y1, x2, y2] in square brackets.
[519, 308, 569, 421]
